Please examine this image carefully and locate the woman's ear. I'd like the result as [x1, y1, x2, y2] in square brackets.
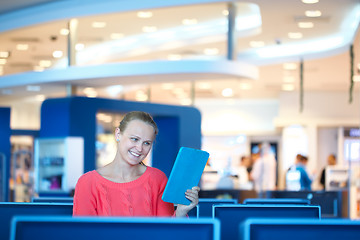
[115, 128, 121, 142]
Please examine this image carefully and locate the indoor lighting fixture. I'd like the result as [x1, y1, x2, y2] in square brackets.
[250, 41, 265, 48]
[353, 75, 360, 82]
[239, 83, 252, 90]
[222, 10, 229, 16]
[92, 22, 106, 28]
[182, 19, 198, 25]
[52, 50, 63, 58]
[142, 26, 157, 33]
[110, 33, 124, 39]
[301, 0, 319, 4]
[305, 10, 322, 17]
[83, 87, 97, 98]
[0, 51, 10, 58]
[60, 28, 69, 35]
[204, 48, 219, 55]
[75, 43, 85, 51]
[16, 44, 29, 51]
[0, 59, 7, 64]
[161, 83, 175, 90]
[298, 22, 314, 28]
[35, 95, 45, 101]
[222, 88, 234, 97]
[282, 84, 295, 91]
[197, 82, 211, 90]
[167, 54, 182, 61]
[39, 60, 51, 68]
[137, 11, 153, 18]
[288, 32, 303, 39]
[283, 63, 298, 70]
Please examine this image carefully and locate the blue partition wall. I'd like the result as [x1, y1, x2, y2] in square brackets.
[0, 107, 11, 202]
[40, 97, 202, 177]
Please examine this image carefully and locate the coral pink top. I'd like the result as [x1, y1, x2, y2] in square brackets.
[73, 167, 175, 216]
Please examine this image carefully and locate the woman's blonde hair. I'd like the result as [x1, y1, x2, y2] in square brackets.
[119, 111, 158, 135]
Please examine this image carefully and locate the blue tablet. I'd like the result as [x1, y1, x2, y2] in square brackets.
[162, 147, 209, 205]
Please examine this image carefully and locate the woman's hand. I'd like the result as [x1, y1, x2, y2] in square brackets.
[175, 186, 200, 217]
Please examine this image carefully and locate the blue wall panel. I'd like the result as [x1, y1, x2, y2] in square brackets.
[40, 97, 202, 176]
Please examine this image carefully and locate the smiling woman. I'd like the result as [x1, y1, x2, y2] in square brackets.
[73, 111, 200, 217]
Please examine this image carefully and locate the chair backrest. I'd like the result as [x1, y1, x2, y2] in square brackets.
[241, 218, 360, 240]
[10, 216, 220, 240]
[213, 204, 320, 240]
[266, 190, 343, 218]
[31, 197, 74, 203]
[243, 198, 310, 205]
[197, 198, 237, 217]
[0, 202, 73, 240]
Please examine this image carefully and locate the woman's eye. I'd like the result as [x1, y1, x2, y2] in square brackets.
[131, 138, 138, 142]
[144, 142, 151, 146]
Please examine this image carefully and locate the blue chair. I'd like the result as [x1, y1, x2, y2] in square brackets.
[31, 197, 74, 203]
[213, 204, 321, 240]
[0, 202, 73, 240]
[197, 198, 237, 217]
[243, 198, 310, 205]
[241, 218, 360, 240]
[10, 216, 220, 240]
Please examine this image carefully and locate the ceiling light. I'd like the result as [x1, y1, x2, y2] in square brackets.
[135, 90, 148, 101]
[301, 0, 319, 4]
[182, 19, 198, 25]
[27, 85, 41, 91]
[283, 63, 298, 70]
[83, 87, 97, 98]
[92, 22, 106, 28]
[222, 88, 234, 97]
[60, 28, 69, 35]
[353, 75, 360, 82]
[142, 26, 157, 33]
[222, 10, 229, 16]
[106, 85, 123, 97]
[239, 83, 252, 90]
[137, 11, 153, 18]
[39, 60, 51, 68]
[167, 54, 182, 61]
[0, 59, 7, 64]
[298, 22, 314, 28]
[75, 43, 85, 51]
[204, 48, 219, 55]
[35, 95, 46, 101]
[197, 82, 211, 90]
[0, 51, 10, 58]
[250, 41, 265, 48]
[305, 10, 322, 17]
[110, 33, 124, 39]
[52, 50, 63, 58]
[282, 84, 295, 91]
[33, 66, 44, 72]
[288, 32, 303, 39]
[16, 44, 29, 51]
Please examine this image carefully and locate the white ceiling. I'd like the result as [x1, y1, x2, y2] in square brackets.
[0, 0, 359, 104]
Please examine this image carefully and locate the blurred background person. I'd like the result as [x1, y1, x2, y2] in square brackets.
[319, 154, 337, 190]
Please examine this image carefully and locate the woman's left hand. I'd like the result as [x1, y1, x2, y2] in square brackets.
[175, 186, 200, 217]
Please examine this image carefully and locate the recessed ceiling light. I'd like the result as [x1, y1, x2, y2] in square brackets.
[92, 21, 106, 28]
[16, 44, 29, 51]
[0, 59, 7, 65]
[301, 0, 319, 4]
[353, 75, 360, 82]
[167, 54, 182, 61]
[60, 28, 69, 35]
[0, 51, 10, 58]
[110, 33, 124, 39]
[283, 63, 298, 70]
[222, 88, 234, 97]
[305, 10, 322, 17]
[298, 22, 314, 28]
[198, 82, 211, 90]
[288, 32, 303, 39]
[135, 90, 148, 101]
[249, 41, 265, 48]
[204, 48, 219, 55]
[75, 43, 85, 51]
[142, 26, 157, 33]
[39, 60, 52, 68]
[52, 50, 63, 58]
[137, 11, 153, 18]
[239, 83, 252, 90]
[282, 84, 295, 91]
[182, 19, 198, 25]
[222, 10, 229, 16]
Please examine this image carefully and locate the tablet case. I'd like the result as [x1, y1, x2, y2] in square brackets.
[162, 147, 210, 205]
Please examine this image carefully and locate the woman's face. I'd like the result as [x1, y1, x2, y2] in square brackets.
[117, 119, 155, 165]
